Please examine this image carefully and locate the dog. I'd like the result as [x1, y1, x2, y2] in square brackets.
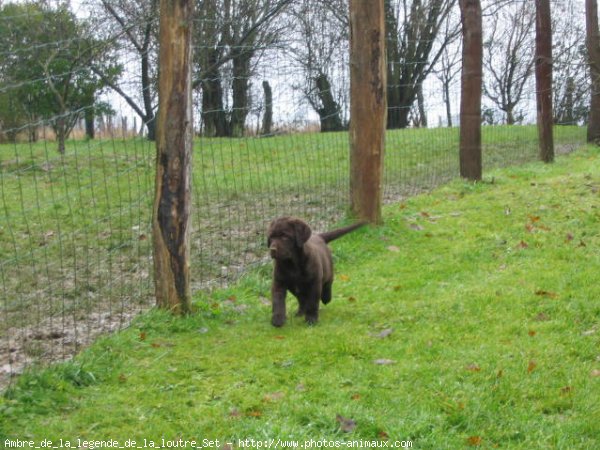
[267, 216, 366, 327]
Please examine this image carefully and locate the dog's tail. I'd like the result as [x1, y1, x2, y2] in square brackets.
[319, 221, 367, 243]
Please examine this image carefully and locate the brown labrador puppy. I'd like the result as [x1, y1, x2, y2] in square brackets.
[267, 217, 366, 327]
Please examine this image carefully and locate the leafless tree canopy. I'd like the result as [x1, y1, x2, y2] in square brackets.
[482, 1, 535, 125]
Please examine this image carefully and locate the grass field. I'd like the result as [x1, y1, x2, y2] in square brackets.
[1, 142, 598, 448]
[0, 125, 587, 386]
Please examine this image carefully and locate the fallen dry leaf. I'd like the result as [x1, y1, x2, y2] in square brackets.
[339, 274, 350, 281]
[336, 414, 357, 433]
[560, 386, 573, 395]
[378, 430, 390, 440]
[535, 290, 558, 299]
[351, 393, 361, 400]
[466, 363, 481, 372]
[518, 240, 529, 249]
[528, 330, 537, 337]
[467, 436, 482, 446]
[264, 391, 285, 402]
[247, 409, 262, 418]
[591, 369, 600, 378]
[527, 360, 537, 374]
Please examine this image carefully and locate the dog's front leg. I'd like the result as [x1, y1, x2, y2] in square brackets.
[271, 282, 287, 327]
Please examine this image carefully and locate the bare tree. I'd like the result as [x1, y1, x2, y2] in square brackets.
[553, 1, 588, 125]
[385, 0, 459, 129]
[92, 0, 159, 140]
[433, 10, 462, 126]
[194, 0, 291, 137]
[287, 0, 348, 132]
[482, 1, 535, 125]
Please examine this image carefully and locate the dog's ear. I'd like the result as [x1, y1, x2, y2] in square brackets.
[292, 219, 312, 248]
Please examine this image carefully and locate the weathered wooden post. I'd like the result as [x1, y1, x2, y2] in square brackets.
[535, 0, 554, 163]
[349, 0, 387, 224]
[153, 0, 194, 314]
[458, 0, 482, 181]
[586, 0, 600, 143]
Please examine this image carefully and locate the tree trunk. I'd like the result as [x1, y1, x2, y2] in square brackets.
[586, 0, 600, 143]
[55, 116, 67, 154]
[141, 25, 156, 141]
[85, 108, 95, 140]
[262, 80, 273, 136]
[558, 77, 575, 125]
[153, 0, 194, 314]
[416, 82, 427, 127]
[506, 107, 515, 125]
[535, 0, 554, 162]
[315, 73, 344, 132]
[200, 49, 228, 137]
[444, 81, 453, 127]
[230, 51, 252, 138]
[459, 0, 482, 180]
[349, 0, 386, 224]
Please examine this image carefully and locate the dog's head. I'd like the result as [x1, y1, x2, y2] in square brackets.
[267, 217, 312, 260]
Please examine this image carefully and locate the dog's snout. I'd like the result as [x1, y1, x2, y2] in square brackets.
[269, 244, 277, 258]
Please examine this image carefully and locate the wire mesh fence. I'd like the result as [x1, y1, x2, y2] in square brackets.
[0, 0, 588, 387]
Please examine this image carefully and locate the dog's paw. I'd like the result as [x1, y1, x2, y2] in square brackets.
[271, 314, 286, 327]
[305, 315, 318, 326]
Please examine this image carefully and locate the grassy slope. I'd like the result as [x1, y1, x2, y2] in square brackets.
[1, 144, 599, 448]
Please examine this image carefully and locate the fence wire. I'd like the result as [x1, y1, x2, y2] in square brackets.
[0, 0, 587, 387]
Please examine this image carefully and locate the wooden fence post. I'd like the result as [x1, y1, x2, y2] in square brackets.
[459, 0, 482, 181]
[536, 0, 554, 163]
[152, 0, 194, 314]
[349, 0, 387, 224]
[586, 0, 600, 143]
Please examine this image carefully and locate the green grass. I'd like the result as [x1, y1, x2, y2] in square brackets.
[1, 143, 598, 448]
